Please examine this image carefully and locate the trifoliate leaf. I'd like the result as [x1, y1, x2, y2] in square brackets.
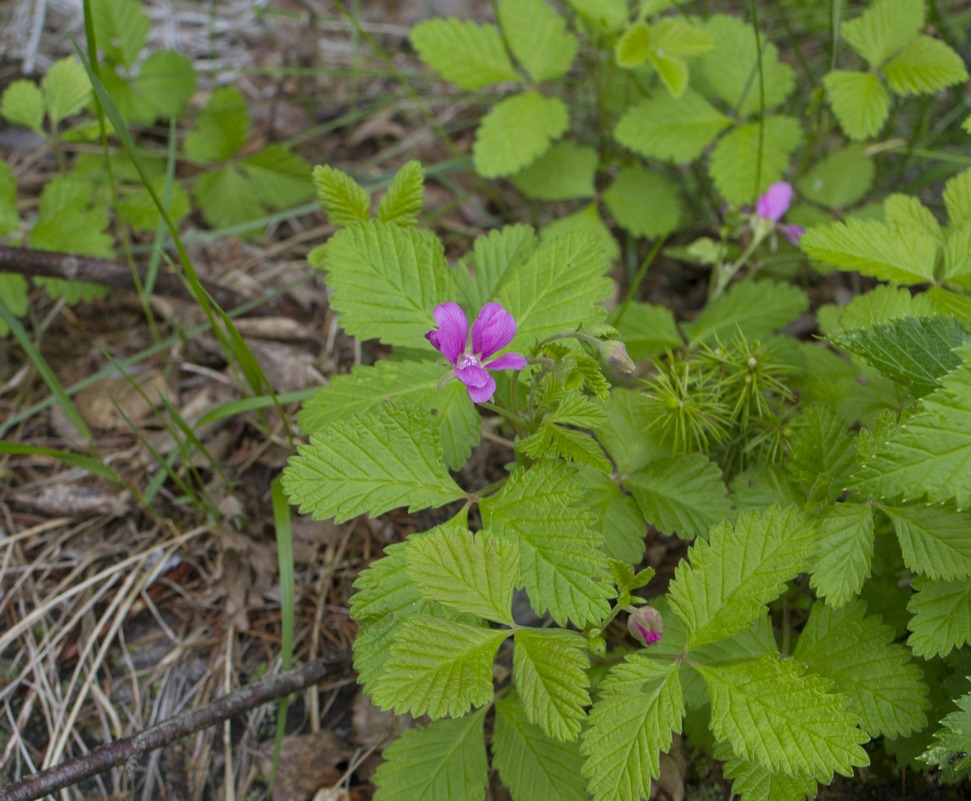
[830, 316, 969, 397]
[697, 656, 869, 781]
[0, 80, 44, 133]
[184, 85, 249, 164]
[135, 51, 196, 119]
[886, 503, 971, 582]
[498, 231, 611, 347]
[511, 140, 597, 201]
[406, 526, 518, 624]
[372, 615, 506, 717]
[823, 70, 891, 141]
[920, 684, 971, 780]
[192, 167, 262, 228]
[577, 467, 647, 563]
[41, 58, 91, 129]
[794, 600, 929, 738]
[611, 301, 682, 363]
[840, 0, 923, 68]
[621, 105, 724, 179]
[810, 503, 875, 608]
[90, 0, 150, 69]
[514, 628, 590, 741]
[473, 92, 569, 178]
[318, 220, 452, 347]
[851, 345, 971, 507]
[29, 175, 113, 258]
[283, 400, 464, 523]
[0, 160, 19, 237]
[696, 15, 795, 116]
[372, 709, 489, 801]
[480, 461, 612, 625]
[410, 19, 518, 90]
[377, 160, 424, 225]
[944, 169, 971, 229]
[603, 166, 682, 239]
[580, 656, 684, 801]
[709, 116, 802, 205]
[242, 145, 313, 208]
[519, 424, 612, 473]
[720, 747, 817, 801]
[884, 36, 968, 95]
[683, 280, 809, 343]
[494, 694, 587, 801]
[625, 454, 731, 539]
[800, 218, 939, 284]
[541, 203, 620, 263]
[312, 164, 370, 226]
[668, 506, 816, 648]
[885, 193, 943, 242]
[797, 146, 874, 210]
[455, 224, 536, 313]
[907, 576, 971, 658]
[498, 0, 578, 83]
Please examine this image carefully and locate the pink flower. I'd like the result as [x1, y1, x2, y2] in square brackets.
[627, 606, 663, 646]
[425, 302, 527, 403]
[755, 182, 804, 246]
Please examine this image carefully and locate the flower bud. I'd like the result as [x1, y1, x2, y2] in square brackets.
[627, 606, 663, 646]
[599, 340, 635, 374]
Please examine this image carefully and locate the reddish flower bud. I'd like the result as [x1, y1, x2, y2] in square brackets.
[627, 606, 663, 646]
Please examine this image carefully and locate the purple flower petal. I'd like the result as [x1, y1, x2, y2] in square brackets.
[425, 302, 468, 365]
[456, 363, 496, 403]
[756, 182, 793, 222]
[471, 302, 517, 360]
[485, 352, 528, 371]
[779, 223, 805, 246]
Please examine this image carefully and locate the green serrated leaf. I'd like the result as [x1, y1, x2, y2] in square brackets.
[117, 178, 191, 232]
[596, 389, 670, 477]
[942, 225, 971, 286]
[0, 274, 30, 337]
[614, 89, 731, 165]
[541, 203, 620, 263]
[921, 684, 971, 780]
[823, 283, 936, 335]
[684, 280, 808, 343]
[319, 221, 452, 347]
[840, 0, 923, 68]
[611, 301, 682, 363]
[29, 176, 113, 258]
[810, 503, 875, 607]
[498, 0, 578, 83]
[406, 526, 518, 624]
[625, 454, 731, 539]
[581, 655, 684, 801]
[377, 160, 424, 225]
[519, 423, 612, 473]
[577, 467, 648, 564]
[721, 747, 817, 801]
[603, 166, 682, 238]
[184, 85, 249, 163]
[0, 160, 19, 237]
[885, 504, 971, 581]
[794, 600, 928, 738]
[514, 628, 590, 741]
[455, 225, 536, 313]
[283, 400, 464, 523]
[697, 656, 869, 781]
[884, 35, 968, 95]
[797, 146, 874, 210]
[511, 140, 597, 201]
[480, 461, 611, 625]
[372, 709, 489, 801]
[351, 540, 422, 621]
[312, 164, 370, 226]
[787, 403, 858, 495]
[907, 576, 971, 658]
[651, 17, 715, 57]
[193, 167, 261, 228]
[0, 80, 45, 133]
[616, 21, 650, 67]
[135, 50, 197, 119]
[494, 693, 587, 801]
[709, 116, 802, 206]
[242, 145, 313, 208]
[668, 506, 816, 648]
[473, 92, 569, 178]
[411, 19, 518, 90]
[648, 50, 689, 97]
[944, 169, 971, 229]
[885, 193, 943, 242]
[41, 58, 91, 129]
[823, 70, 891, 141]
[90, 0, 151, 68]
[547, 393, 607, 428]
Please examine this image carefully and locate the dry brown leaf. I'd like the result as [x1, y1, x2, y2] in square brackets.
[75, 370, 175, 430]
[9, 482, 131, 517]
[256, 730, 352, 801]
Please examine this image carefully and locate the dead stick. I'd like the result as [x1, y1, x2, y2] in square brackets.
[0, 244, 246, 310]
[0, 651, 351, 801]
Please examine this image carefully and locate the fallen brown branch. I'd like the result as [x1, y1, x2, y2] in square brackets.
[0, 650, 352, 801]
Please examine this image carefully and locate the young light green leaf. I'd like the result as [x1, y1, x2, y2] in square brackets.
[615, 21, 650, 67]
[541, 203, 620, 263]
[577, 467, 648, 564]
[920, 684, 971, 780]
[511, 140, 597, 201]
[697, 656, 869, 781]
[410, 19, 518, 90]
[796, 146, 874, 210]
[480, 461, 612, 626]
[668, 506, 816, 648]
[135, 50, 197, 119]
[406, 527, 518, 624]
[494, 694, 587, 801]
[312, 164, 370, 226]
[283, 400, 464, 523]
[683, 280, 809, 343]
[192, 167, 262, 228]
[546, 392, 607, 429]
[944, 169, 971, 229]
[800, 219, 939, 284]
[840, 0, 923, 68]
[647, 51, 689, 98]
[90, 0, 151, 68]
[651, 17, 715, 57]
[41, 58, 91, 129]
[372, 709, 489, 801]
[720, 748, 817, 801]
[787, 404, 858, 495]
[884, 36, 968, 95]
[117, 178, 191, 232]
[603, 166, 682, 238]
[377, 160, 424, 225]
[184, 85, 249, 163]
[942, 225, 971, 286]
[350, 541, 422, 622]
[317, 220, 452, 347]
[473, 92, 569, 178]
[581, 655, 684, 801]
[455, 224, 536, 313]
[0, 160, 19, 237]
[614, 89, 731, 165]
[823, 283, 935, 335]
[793, 600, 929, 738]
[29, 176, 113, 258]
[498, 0, 578, 83]
[242, 145, 313, 208]
[0, 80, 44, 133]
[810, 502, 875, 608]
[823, 70, 891, 141]
[519, 424, 612, 473]
[514, 628, 590, 742]
[907, 576, 971, 658]
[372, 614, 506, 717]
[625, 454, 731, 540]
[885, 193, 943, 242]
[566, 0, 627, 33]
[708, 116, 802, 205]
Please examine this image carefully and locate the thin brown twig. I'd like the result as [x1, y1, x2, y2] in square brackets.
[0, 651, 351, 801]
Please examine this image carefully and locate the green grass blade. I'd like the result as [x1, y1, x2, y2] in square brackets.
[0, 441, 119, 482]
[269, 475, 296, 793]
